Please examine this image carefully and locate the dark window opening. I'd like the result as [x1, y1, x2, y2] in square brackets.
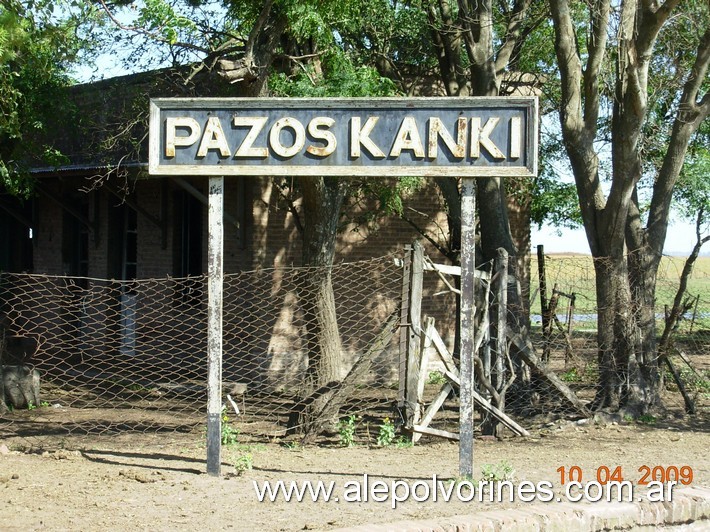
[62, 194, 90, 286]
[0, 198, 34, 273]
[107, 201, 138, 281]
[173, 189, 203, 305]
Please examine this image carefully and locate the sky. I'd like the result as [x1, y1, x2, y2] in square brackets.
[530, 217, 707, 256]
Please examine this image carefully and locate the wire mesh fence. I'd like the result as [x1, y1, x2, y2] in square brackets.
[0, 256, 402, 444]
[525, 252, 710, 415]
[1, 250, 708, 448]
[402, 249, 710, 438]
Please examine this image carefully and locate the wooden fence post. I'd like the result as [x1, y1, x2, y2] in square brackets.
[398, 242, 424, 429]
[537, 245, 551, 362]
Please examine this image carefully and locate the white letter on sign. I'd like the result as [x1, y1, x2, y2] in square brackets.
[351, 117, 385, 159]
[270, 117, 306, 158]
[233, 116, 268, 158]
[470, 117, 505, 159]
[307, 117, 337, 157]
[390, 116, 425, 158]
[428, 117, 467, 159]
[509, 116, 522, 160]
[165, 117, 201, 157]
[197, 116, 231, 157]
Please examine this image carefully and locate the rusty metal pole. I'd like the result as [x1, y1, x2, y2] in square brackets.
[206, 176, 224, 476]
[459, 177, 476, 478]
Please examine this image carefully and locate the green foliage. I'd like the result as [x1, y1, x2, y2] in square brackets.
[426, 371, 446, 385]
[666, 367, 710, 398]
[636, 414, 657, 426]
[394, 436, 413, 448]
[0, 0, 98, 196]
[560, 368, 581, 383]
[232, 451, 253, 475]
[337, 414, 357, 447]
[676, 147, 710, 224]
[135, 0, 197, 45]
[375, 417, 396, 447]
[270, 49, 398, 98]
[221, 406, 239, 445]
[480, 460, 515, 482]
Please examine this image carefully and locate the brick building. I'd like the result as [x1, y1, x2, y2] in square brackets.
[0, 69, 531, 390]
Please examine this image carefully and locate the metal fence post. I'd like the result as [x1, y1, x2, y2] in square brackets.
[459, 177, 476, 478]
[206, 176, 224, 476]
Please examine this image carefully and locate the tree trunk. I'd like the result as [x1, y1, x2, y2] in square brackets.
[290, 176, 347, 436]
[592, 254, 633, 411]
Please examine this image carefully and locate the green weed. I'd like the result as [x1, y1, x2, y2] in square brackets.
[480, 460, 515, 482]
[426, 371, 446, 385]
[233, 452, 253, 476]
[338, 414, 357, 447]
[221, 406, 239, 446]
[376, 417, 396, 447]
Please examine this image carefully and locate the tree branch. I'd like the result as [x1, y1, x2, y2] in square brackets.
[645, 22, 710, 249]
[494, 0, 533, 78]
[583, 0, 610, 133]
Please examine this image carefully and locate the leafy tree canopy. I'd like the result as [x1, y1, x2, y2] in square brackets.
[0, 0, 102, 196]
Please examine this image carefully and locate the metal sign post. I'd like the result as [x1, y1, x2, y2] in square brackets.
[206, 176, 224, 476]
[459, 177, 476, 478]
[148, 97, 537, 477]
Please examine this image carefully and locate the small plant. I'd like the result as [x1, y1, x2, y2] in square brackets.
[480, 460, 515, 482]
[427, 371, 446, 385]
[27, 401, 36, 411]
[560, 368, 581, 383]
[338, 414, 357, 447]
[233, 452, 253, 476]
[394, 436, 413, 448]
[221, 406, 239, 446]
[40, 401, 50, 408]
[376, 417, 396, 447]
[636, 414, 657, 425]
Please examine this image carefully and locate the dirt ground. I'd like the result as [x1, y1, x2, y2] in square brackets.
[1, 411, 708, 531]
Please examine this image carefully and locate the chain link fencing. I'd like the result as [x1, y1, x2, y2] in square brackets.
[402, 250, 709, 438]
[0, 256, 402, 445]
[1, 251, 708, 448]
[525, 252, 710, 416]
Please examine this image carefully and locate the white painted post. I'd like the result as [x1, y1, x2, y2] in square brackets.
[459, 177, 476, 478]
[206, 176, 224, 476]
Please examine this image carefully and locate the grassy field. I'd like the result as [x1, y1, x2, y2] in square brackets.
[528, 254, 710, 330]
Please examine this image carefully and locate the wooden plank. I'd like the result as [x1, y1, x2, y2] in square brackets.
[398, 246, 412, 414]
[206, 176, 224, 476]
[171, 176, 240, 228]
[301, 311, 401, 442]
[494, 248, 508, 392]
[429, 325, 460, 377]
[676, 349, 701, 377]
[421, 261, 491, 281]
[510, 332, 591, 417]
[439, 370, 529, 437]
[416, 317, 435, 405]
[472, 389, 529, 437]
[412, 382, 453, 444]
[405, 241, 424, 427]
[412, 424, 460, 441]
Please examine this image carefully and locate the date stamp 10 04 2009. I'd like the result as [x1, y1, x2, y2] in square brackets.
[557, 465, 694, 486]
